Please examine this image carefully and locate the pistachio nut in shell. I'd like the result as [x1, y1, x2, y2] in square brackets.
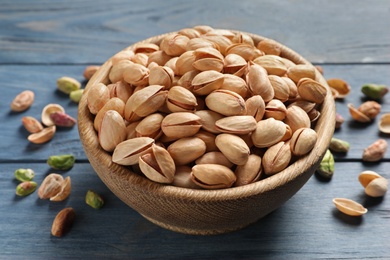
[94, 97, 125, 131]
[122, 63, 149, 86]
[112, 137, 155, 166]
[38, 173, 64, 199]
[167, 137, 206, 165]
[284, 105, 311, 133]
[16, 181, 37, 196]
[358, 170, 382, 187]
[253, 54, 287, 76]
[108, 80, 133, 103]
[316, 149, 334, 179]
[246, 62, 274, 102]
[41, 103, 65, 126]
[191, 164, 236, 189]
[223, 54, 247, 75]
[234, 154, 262, 186]
[348, 103, 371, 123]
[364, 177, 388, 197]
[378, 113, 390, 134]
[225, 43, 261, 61]
[85, 190, 104, 209]
[87, 83, 110, 115]
[362, 139, 388, 162]
[194, 130, 218, 152]
[167, 86, 197, 113]
[27, 125, 56, 144]
[333, 198, 367, 217]
[257, 38, 282, 55]
[149, 65, 174, 89]
[83, 65, 100, 80]
[14, 168, 35, 182]
[98, 110, 127, 152]
[289, 127, 317, 156]
[172, 166, 200, 189]
[215, 115, 257, 135]
[135, 113, 164, 139]
[264, 99, 287, 121]
[47, 154, 76, 170]
[51, 207, 76, 237]
[161, 112, 202, 139]
[326, 78, 351, 99]
[56, 76, 81, 95]
[215, 133, 250, 165]
[195, 110, 224, 134]
[262, 141, 292, 176]
[195, 151, 234, 169]
[361, 84, 389, 100]
[268, 75, 290, 102]
[358, 101, 381, 120]
[205, 89, 246, 116]
[139, 144, 176, 184]
[297, 78, 327, 104]
[191, 70, 224, 95]
[160, 33, 189, 56]
[286, 64, 316, 84]
[220, 74, 248, 98]
[251, 117, 286, 148]
[245, 95, 265, 122]
[22, 116, 43, 134]
[50, 176, 71, 202]
[10, 90, 34, 112]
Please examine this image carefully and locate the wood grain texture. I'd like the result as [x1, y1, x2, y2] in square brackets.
[1, 0, 389, 64]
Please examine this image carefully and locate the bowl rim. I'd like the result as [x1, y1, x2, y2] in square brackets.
[78, 29, 335, 202]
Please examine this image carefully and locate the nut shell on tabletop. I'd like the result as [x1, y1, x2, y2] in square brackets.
[378, 113, 390, 134]
[326, 78, 351, 99]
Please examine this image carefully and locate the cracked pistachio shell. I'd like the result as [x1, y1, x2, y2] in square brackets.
[215, 133, 250, 166]
[329, 137, 350, 153]
[191, 164, 236, 189]
[234, 154, 262, 186]
[56, 76, 81, 95]
[348, 103, 370, 123]
[257, 38, 282, 56]
[167, 137, 206, 166]
[161, 112, 202, 138]
[123, 63, 150, 86]
[201, 34, 232, 55]
[378, 113, 390, 134]
[268, 75, 290, 102]
[205, 89, 247, 116]
[264, 99, 287, 121]
[135, 113, 164, 139]
[358, 101, 381, 119]
[133, 42, 159, 54]
[41, 103, 65, 126]
[333, 198, 367, 217]
[112, 137, 154, 166]
[225, 43, 262, 61]
[362, 139, 388, 162]
[290, 127, 317, 156]
[326, 78, 351, 99]
[109, 59, 133, 82]
[139, 144, 176, 184]
[262, 141, 292, 176]
[27, 125, 56, 144]
[195, 151, 234, 169]
[149, 66, 175, 88]
[220, 74, 248, 98]
[22, 116, 43, 134]
[194, 130, 218, 152]
[160, 33, 189, 56]
[316, 149, 334, 179]
[167, 86, 197, 112]
[195, 110, 224, 134]
[94, 97, 125, 131]
[192, 70, 224, 95]
[99, 110, 127, 152]
[223, 54, 247, 75]
[11, 90, 34, 112]
[85, 190, 104, 209]
[245, 95, 265, 122]
[172, 166, 200, 189]
[38, 173, 64, 199]
[175, 51, 196, 76]
[50, 176, 71, 202]
[232, 32, 254, 45]
[361, 84, 389, 100]
[16, 181, 37, 196]
[87, 83, 110, 115]
[297, 78, 327, 104]
[246, 62, 274, 102]
[282, 77, 298, 100]
[215, 115, 257, 135]
[125, 85, 168, 119]
[251, 117, 286, 148]
[47, 154, 75, 170]
[284, 105, 311, 133]
[14, 168, 35, 182]
[107, 81, 133, 103]
[253, 54, 288, 76]
[286, 64, 316, 84]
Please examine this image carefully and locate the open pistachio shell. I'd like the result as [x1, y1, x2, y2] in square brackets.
[326, 78, 351, 99]
[378, 113, 390, 134]
[333, 198, 367, 216]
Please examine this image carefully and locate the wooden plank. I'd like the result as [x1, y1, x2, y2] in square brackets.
[1, 64, 389, 161]
[1, 0, 389, 64]
[0, 162, 389, 258]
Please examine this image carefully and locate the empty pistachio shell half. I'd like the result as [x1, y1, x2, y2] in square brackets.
[378, 113, 390, 134]
[333, 198, 367, 216]
[326, 78, 351, 99]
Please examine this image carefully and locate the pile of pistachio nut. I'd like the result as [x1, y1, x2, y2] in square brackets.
[86, 25, 328, 189]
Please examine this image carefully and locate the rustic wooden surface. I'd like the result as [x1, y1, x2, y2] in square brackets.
[1, 0, 389, 259]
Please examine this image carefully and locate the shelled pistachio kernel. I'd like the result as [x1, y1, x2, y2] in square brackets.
[361, 84, 388, 100]
[16, 181, 37, 196]
[329, 137, 350, 153]
[57, 76, 81, 94]
[51, 207, 76, 237]
[47, 154, 75, 170]
[316, 149, 334, 179]
[69, 89, 84, 103]
[85, 190, 104, 209]
[14, 168, 35, 182]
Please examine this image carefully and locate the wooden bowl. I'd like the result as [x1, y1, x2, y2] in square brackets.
[78, 30, 335, 235]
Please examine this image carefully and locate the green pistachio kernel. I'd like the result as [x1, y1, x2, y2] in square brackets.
[69, 89, 84, 103]
[14, 168, 35, 182]
[361, 84, 389, 100]
[329, 137, 350, 153]
[16, 181, 37, 196]
[316, 149, 334, 179]
[57, 76, 81, 95]
[85, 190, 104, 209]
[47, 154, 76, 170]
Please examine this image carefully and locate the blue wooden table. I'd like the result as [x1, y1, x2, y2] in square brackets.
[1, 1, 390, 259]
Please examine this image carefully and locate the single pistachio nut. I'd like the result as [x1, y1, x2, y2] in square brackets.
[234, 154, 262, 186]
[47, 154, 75, 170]
[246, 62, 274, 102]
[167, 137, 206, 165]
[14, 168, 35, 182]
[166, 86, 198, 113]
[16, 181, 37, 196]
[215, 115, 257, 135]
[21, 116, 44, 134]
[191, 164, 236, 189]
[361, 84, 389, 100]
[98, 110, 127, 152]
[251, 117, 286, 148]
[94, 97, 125, 131]
[262, 141, 292, 176]
[362, 139, 388, 162]
[51, 207, 76, 237]
[161, 112, 202, 139]
[316, 149, 334, 179]
[358, 101, 381, 120]
[38, 173, 64, 199]
[289, 127, 317, 156]
[172, 166, 200, 189]
[253, 55, 287, 76]
[329, 137, 350, 153]
[284, 105, 311, 133]
[297, 78, 327, 104]
[41, 103, 65, 126]
[10, 90, 35, 112]
[50, 176, 71, 202]
[69, 89, 84, 103]
[206, 89, 247, 116]
[245, 95, 265, 121]
[87, 83, 110, 115]
[215, 133, 250, 166]
[286, 64, 316, 84]
[112, 137, 155, 166]
[85, 190, 104, 209]
[83, 65, 100, 80]
[358, 171, 388, 197]
[333, 198, 367, 217]
[27, 125, 56, 144]
[195, 151, 234, 168]
[49, 112, 76, 127]
[57, 76, 81, 94]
